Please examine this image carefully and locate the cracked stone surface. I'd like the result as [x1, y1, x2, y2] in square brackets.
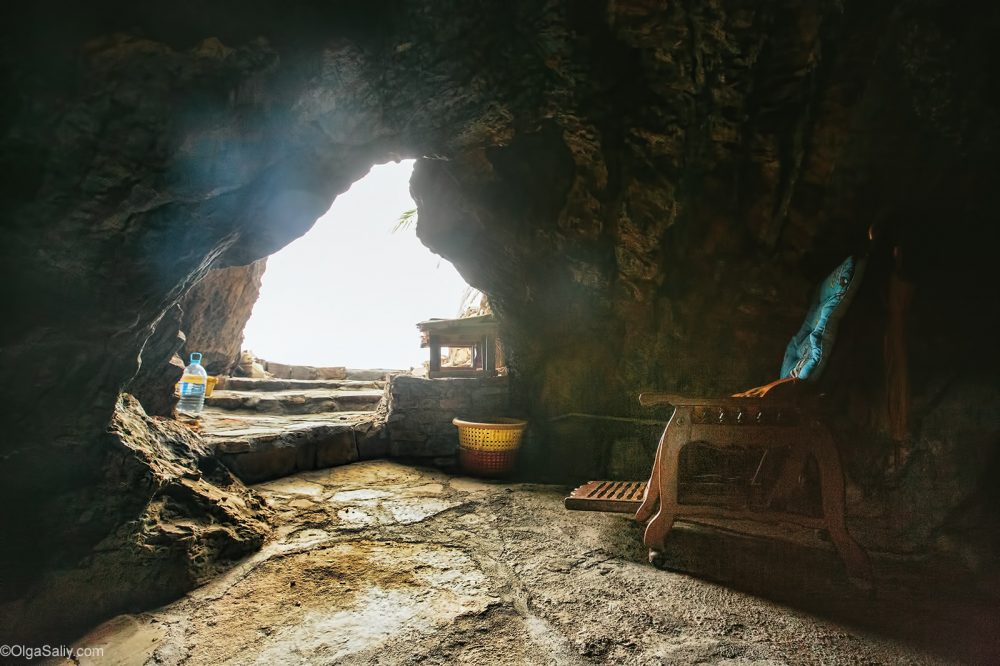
[59, 461, 992, 665]
[219, 378, 384, 392]
[198, 409, 376, 454]
[206, 389, 384, 415]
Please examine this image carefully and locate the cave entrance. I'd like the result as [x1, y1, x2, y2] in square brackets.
[199, 159, 485, 483]
[241, 159, 475, 373]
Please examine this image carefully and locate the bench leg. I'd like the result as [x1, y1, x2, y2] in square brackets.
[635, 428, 665, 524]
[812, 426, 872, 582]
[643, 424, 685, 558]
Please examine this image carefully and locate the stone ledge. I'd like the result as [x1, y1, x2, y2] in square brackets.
[199, 410, 381, 483]
[207, 388, 383, 414]
[220, 377, 384, 391]
[385, 375, 512, 458]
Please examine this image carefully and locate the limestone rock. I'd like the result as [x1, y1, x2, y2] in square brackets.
[180, 259, 267, 376]
[206, 387, 383, 414]
[0, 395, 271, 643]
[127, 305, 187, 417]
[264, 361, 348, 381]
[236, 350, 269, 378]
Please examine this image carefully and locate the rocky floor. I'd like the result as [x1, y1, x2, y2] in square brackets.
[54, 460, 995, 665]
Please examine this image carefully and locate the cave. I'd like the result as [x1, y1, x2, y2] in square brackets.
[2, 1, 998, 663]
[240, 158, 475, 372]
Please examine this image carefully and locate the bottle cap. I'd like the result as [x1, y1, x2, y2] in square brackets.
[190, 352, 203, 365]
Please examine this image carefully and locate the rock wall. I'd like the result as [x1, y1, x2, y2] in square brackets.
[386, 376, 511, 458]
[128, 305, 188, 417]
[180, 258, 267, 376]
[410, 1, 1000, 565]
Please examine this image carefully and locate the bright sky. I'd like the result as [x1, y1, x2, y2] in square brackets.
[242, 160, 471, 369]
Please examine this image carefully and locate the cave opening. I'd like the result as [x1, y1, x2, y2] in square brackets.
[183, 158, 499, 487]
[240, 159, 474, 373]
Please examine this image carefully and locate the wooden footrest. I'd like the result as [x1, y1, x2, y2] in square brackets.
[565, 480, 647, 513]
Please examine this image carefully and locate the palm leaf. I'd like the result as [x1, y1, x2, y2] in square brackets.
[392, 208, 418, 234]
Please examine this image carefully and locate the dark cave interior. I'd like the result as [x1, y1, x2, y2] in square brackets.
[1, 0, 999, 662]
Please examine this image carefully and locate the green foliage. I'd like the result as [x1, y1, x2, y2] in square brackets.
[393, 208, 418, 234]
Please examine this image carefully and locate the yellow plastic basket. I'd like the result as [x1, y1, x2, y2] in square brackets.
[452, 417, 527, 452]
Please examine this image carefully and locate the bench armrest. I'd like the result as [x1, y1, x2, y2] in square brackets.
[638, 391, 808, 410]
[638, 392, 696, 407]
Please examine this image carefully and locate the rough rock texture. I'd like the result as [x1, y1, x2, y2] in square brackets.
[62, 462, 1000, 664]
[198, 378, 387, 484]
[206, 387, 383, 414]
[264, 362, 349, 381]
[0, 396, 271, 643]
[409, 2, 1000, 567]
[201, 409, 382, 484]
[213, 414, 361, 484]
[1, 0, 998, 641]
[219, 376, 383, 391]
[386, 376, 511, 457]
[128, 304, 188, 417]
[180, 258, 267, 375]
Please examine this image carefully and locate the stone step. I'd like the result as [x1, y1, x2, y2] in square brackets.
[220, 377, 384, 392]
[260, 362, 405, 382]
[263, 362, 348, 381]
[346, 368, 406, 381]
[206, 388, 384, 414]
[199, 409, 387, 483]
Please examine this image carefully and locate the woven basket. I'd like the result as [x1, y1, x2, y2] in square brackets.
[453, 417, 527, 476]
[458, 447, 519, 478]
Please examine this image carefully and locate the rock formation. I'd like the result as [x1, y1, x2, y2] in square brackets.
[0, 396, 270, 642]
[1, 0, 998, 642]
[180, 258, 267, 376]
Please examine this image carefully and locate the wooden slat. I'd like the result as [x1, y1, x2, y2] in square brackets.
[565, 480, 647, 513]
[567, 481, 825, 527]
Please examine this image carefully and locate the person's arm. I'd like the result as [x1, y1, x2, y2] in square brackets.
[731, 376, 800, 399]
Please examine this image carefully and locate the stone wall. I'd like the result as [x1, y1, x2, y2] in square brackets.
[385, 376, 511, 458]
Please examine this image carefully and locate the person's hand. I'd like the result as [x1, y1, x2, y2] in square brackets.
[732, 385, 770, 398]
[732, 376, 798, 398]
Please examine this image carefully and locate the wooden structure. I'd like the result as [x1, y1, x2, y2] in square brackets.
[417, 314, 499, 379]
[566, 391, 872, 581]
[564, 242, 898, 582]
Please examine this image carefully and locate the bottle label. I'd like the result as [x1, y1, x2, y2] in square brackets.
[179, 374, 207, 398]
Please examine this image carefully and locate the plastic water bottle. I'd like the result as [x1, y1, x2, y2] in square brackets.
[177, 352, 208, 415]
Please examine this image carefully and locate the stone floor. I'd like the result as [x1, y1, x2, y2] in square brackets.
[58, 461, 993, 665]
